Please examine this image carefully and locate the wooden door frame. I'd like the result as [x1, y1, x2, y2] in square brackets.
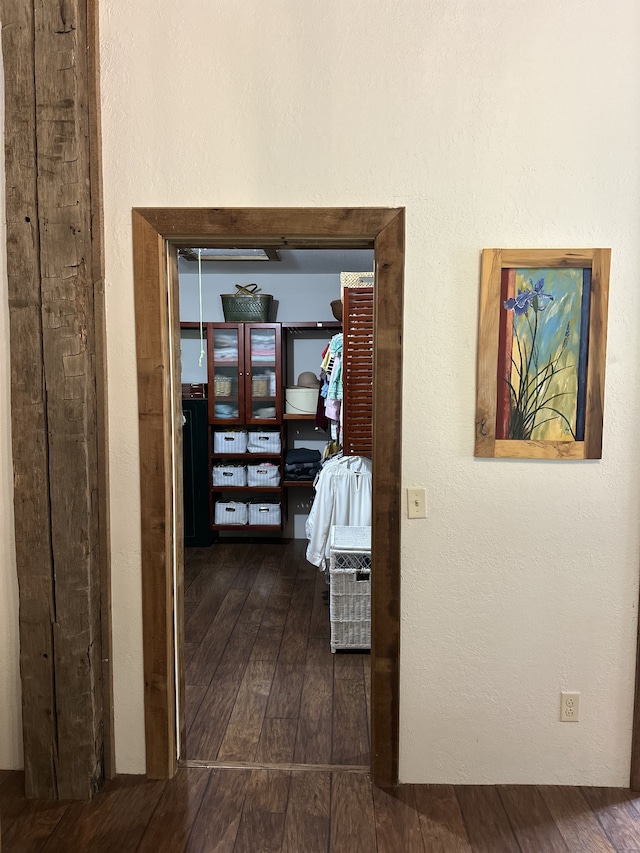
[132, 207, 404, 786]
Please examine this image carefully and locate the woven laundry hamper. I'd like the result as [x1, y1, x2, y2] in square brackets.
[328, 525, 372, 653]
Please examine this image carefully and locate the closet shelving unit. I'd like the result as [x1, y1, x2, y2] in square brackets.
[281, 321, 341, 489]
[181, 320, 286, 532]
[181, 316, 367, 534]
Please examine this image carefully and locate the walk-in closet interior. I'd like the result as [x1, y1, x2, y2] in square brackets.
[179, 248, 375, 768]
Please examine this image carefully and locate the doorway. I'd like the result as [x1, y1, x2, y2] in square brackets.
[132, 207, 404, 787]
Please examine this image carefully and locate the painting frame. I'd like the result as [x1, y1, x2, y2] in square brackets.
[475, 248, 611, 460]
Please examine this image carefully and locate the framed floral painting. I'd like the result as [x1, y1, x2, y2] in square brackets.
[475, 249, 611, 459]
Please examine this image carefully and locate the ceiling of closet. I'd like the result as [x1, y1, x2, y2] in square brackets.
[178, 248, 374, 276]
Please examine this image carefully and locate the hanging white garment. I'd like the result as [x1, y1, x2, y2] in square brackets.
[305, 455, 373, 569]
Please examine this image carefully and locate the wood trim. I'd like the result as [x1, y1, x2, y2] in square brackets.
[134, 207, 400, 243]
[169, 246, 186, 762]
[133, 207, 404, 786]
[371, 211, 404, 786]
[494, 440, 585, 460]
[132, 210, 177, 779]
[583, 248, 611, 459]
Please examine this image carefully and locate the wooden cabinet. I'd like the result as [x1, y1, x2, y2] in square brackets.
[207, 322, 282, 425]
[182, 400, 211, 546]
[201, 322, 285, 531]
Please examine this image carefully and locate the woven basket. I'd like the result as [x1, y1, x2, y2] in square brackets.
[214, 376, 232, 396]
[252, 376, 270, 397]
[221, 284, 273, 322]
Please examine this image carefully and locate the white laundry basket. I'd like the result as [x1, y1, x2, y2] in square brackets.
[328, 525, 372, 652]
[247, 463, 280, 487]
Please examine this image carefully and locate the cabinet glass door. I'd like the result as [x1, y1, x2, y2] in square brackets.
[245, 324, 281, 423]
[208, 324, 243, 423]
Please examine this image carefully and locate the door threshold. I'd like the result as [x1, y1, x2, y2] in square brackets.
[181, 759, 369, 774]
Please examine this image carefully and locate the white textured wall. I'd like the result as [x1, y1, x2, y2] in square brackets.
[98, 0, 640, 781]
[0, 50, 23, 769]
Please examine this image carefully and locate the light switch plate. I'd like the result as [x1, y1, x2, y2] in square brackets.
[407, 488, 427, 518]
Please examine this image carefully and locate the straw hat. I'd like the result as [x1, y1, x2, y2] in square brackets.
[295, 371, 320, 388]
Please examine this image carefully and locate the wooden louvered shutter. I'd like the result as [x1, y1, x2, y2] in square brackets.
[342, 286, 374, 456]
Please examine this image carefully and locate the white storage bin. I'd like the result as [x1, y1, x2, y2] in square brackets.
[247, 431, 281, 453]
[212, 465, 247, 487]
[248, 502, 281, 526]
[213, 430, 248, 454]
[214, 501, 248, 525]
[329, 525, 372, 652]
[247, 463, 280, 487]
[285, 387, 318, 415]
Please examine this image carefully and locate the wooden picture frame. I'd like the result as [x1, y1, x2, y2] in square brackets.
[475, 249, 611, 460]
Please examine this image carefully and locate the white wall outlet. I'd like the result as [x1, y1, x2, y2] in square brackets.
[407, 488, 427, 519]
[560, 691, 580, 722]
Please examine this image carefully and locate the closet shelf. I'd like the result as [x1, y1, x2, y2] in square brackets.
[283, 480, 314, 488]
[211, 524, 282, 531]
[283, 413, 316, 420]
[211, 486, 282, 493]
[211, 452, 281, 460]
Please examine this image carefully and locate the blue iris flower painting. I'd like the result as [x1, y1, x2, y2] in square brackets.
[496, 267, 590, 441]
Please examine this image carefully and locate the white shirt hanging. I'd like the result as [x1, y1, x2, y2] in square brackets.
[305, 455, 373, 569]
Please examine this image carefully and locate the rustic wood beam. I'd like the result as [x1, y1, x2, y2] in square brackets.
[1, 0, 111, 798]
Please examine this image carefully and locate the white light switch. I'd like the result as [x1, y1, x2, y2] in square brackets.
[407, 488, 427, 518]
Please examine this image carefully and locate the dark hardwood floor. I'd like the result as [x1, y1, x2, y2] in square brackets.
[3, 767, 640, 851]
[183, 540, 370, 768]
[4, 541, 638, 850]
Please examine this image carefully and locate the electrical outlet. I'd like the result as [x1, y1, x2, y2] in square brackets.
[560, 691, 580, 722]
[407, 488, 427, 518]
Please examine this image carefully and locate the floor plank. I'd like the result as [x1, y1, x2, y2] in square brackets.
[0, 771, 28, 836]
[282, 770, 331, 853]
[538, 785, 616, 853]
[0, 796, 69, 853]
[278, 571, 315, 665]
[233, 769, 290, 852]
[330, 770, 377, 853]
[413, 784, 472, 852]
[186, 620, 260, 760]
[41, 775, 165, 852]
[255, 718, 299, 765]
[580, 786, 640, 850]
[249, 574, 296, 662]
[455, 785, 520, 853]
[309, 570, 331, 639]
[185, 587, 249, 687]
[265, 663, 305, 719]
[294, 639, 334, 765]
[188, 768, 250, 852]
[373, 784, 425, 852]
[497, 784, 568, 852]
[184, 685, 207, 738]
[217, 659, 277, 762]
[184, 565, 239, 645]
[238, 558, 279, 625]
[4, 770, 640, 852]
[137, 767, 211, 852]
[332, 667, 369, 765]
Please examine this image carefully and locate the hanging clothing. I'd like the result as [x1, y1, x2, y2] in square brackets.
[305, 455, 372, 569]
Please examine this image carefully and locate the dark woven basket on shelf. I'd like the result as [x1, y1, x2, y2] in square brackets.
[221, 283, 273, 322]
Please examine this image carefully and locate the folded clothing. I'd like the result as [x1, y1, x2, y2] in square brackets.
[285, 461, 320, 473]
[285, 465, 321, 481]
[285, 448, 321, 465]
